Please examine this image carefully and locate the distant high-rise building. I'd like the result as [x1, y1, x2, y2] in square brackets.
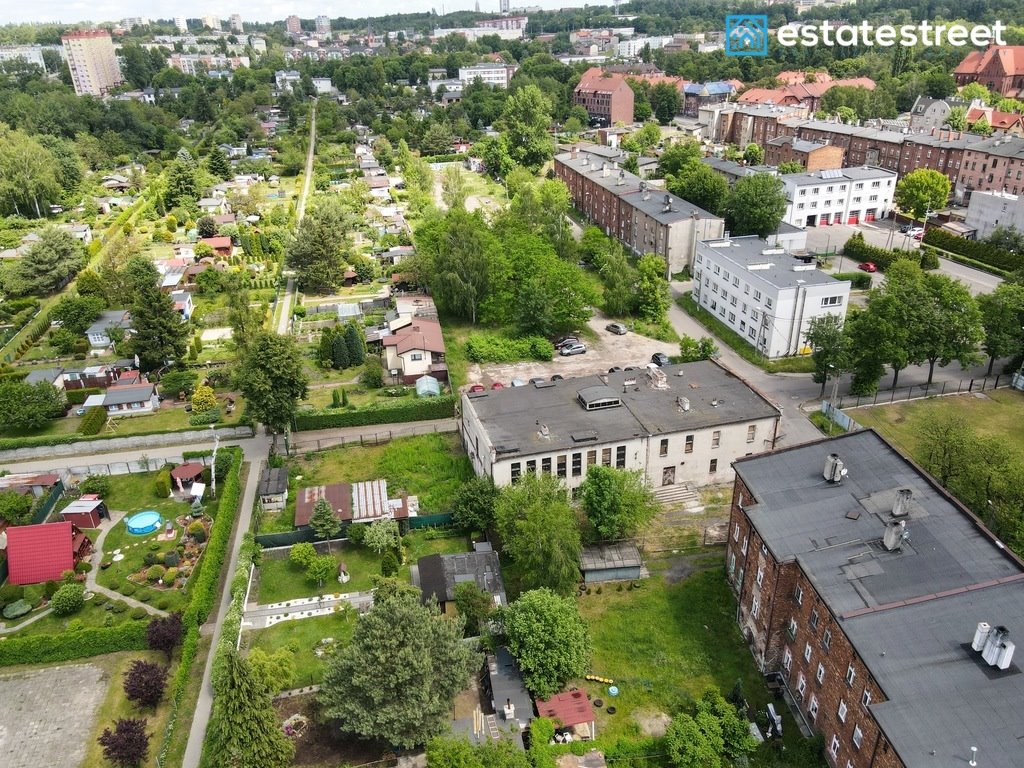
[0, 45, 46, 70]
[229, 14, 243, 33]
[315, 15, 331, 35]
[285, 15, 302, 35]
[174, 17, 188, 34]
[61, 30, 122, 97]
[120, 17, 148, 30]
[500, 0, 510, 12]
[201, 15, 221, 31]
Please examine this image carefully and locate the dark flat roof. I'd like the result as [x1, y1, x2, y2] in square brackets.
[258, 467, 288, 495]
[417, 551, 506, 606]
[580, 541, 642, 572]
[464, 361, 780, 460]
[736, 430, 1024, 768]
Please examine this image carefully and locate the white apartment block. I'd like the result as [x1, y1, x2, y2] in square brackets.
[616, 36, 672, 58]
[62, 30, 123, 97]
[458, 64, 517, 88]
[0, 45, 45, 69]
[201, 16, 221, 31]
[781, 166, 897, 228]
[315, 15, 331, 36]
[964, 189, 1024, 239]
[692, 236, 850, 359]
[174, 17, 189, 34]
[229, 14, 243, 33]
[275, 69, 302, 93]
[460, 362, 781, 493]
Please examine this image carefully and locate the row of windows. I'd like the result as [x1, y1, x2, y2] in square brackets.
[509, 446, 627, 482]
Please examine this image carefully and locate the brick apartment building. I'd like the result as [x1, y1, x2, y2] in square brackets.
[765, 136, 844, 171]
[555, 145, 724, 273]
[726, 430, 1024, 768]
[709, 103, 808, 148]
[954, 45, 1024, 97]
[573, 67, 635, 126]
[959, 133, 1024, 198]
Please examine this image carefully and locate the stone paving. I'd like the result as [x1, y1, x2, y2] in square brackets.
[0, 662, 106, 768]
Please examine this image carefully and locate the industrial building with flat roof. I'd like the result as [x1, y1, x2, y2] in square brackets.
[727, 429, 1024, 768]
[460, 360, 780, 492]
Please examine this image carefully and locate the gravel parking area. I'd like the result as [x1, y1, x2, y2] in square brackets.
[0, 662, 106, 768]
[464, 314, 677, 388]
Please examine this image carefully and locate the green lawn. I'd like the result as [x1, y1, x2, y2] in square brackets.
[576, 566, 814, 764]
[244, 608, 357, 687]
[850, 389, 1024, 458]
[95, 515, 191, 613]
[103, 471, 190, 517]
[256, 531, 471, 604]
[5, 591, 143, 638]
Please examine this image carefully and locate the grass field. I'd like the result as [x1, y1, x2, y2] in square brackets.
[244, 609, 358, 687]
[851, 389, 1024, 458]
[6, 591, 144, 638]
[575, 565, 809, 762]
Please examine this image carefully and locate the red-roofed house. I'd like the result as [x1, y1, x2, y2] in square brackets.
[382, 318, 448, 384]
[198, 236, 233, 257]
[5, 522, 75, 585]
[573, 68, 635, 127]
[966, 106, 1024, 135]
[955, 45, 1024, 97]
[738, 78, 876, 113]
[535, 691, 596, 740]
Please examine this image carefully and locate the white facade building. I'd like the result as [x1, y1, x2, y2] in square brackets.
[692, 236, 850, 359]
[781, 166, 897, 228]
[616, 36, 672, 58]
[229, 14, 243, 33]
[311, 76, 336, 95]
[458, 64, 517, 88]
[62, 30, 123, 97]
[0, 45, 45, 69]
[460, 361, 781, 492]
[964, 189, 1024, 239]
[174, 17, 189, 34]
[275, 69, 302, 93]
[315, 15, 331, 36]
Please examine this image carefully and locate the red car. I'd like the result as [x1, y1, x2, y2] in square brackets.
[490, 382, 504, 390]
[858, 262, 877, 273]
[912, 230, 925, 241]
[468, 384, 485, 393]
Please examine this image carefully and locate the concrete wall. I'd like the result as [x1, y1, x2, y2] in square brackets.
[0, 425, 254, 463]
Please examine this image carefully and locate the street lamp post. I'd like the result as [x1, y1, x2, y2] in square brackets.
[828, 364, 840, 436]
[210, 425, 220, 499]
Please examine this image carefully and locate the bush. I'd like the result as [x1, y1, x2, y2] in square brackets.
[0, 583, 23, 604]
[154, 469, 171, 499]
[164, 550, 180, 568]
[111, 600, 130, 614]
[75, 561, 93, 574]
[61, 569, 77, 583]
[157, 598, 170, 610]
[146, 565, 166, 583]
[360, 358, 385, 389]
[832, 271, 872, 290]
[347, 523, 367, 544]
[131, 606, 148, 620]
[293, 395, 456, 431]
[188, 520, 206, 543]
[162, 567, 179, 586]
[121, 583, 137, 596]
[143, 552, 159, 567]
[381, 550, 399, 577]
[79, 406, 107, 435]
[43, 580, 61, 598]
[2, 599, 31, 619]
[51, 583, 85, 616]
[841, 232, 929, 272]
[922, 228, 1023, 271]
[465, 333, 555, 363]
[79, 475, 112, 496]
[24, 584, 44, 607]
[66, 387, 103, 405]
[189, 407, 221, 426]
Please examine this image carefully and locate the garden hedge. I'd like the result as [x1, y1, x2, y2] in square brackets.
[0, 620, 147, 666]
[66, 387, 103, 405]
[841, 232, 935, 272]
[0, 422, 254, 452]
[832, 272, 872, 290]
[922, 228, 1023, 272]
[465, 333, 555, 363]
[77, 406, 107, 436]
[293, 395, 456, 431]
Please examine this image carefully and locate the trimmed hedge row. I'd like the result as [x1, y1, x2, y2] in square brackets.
[66, 387, 102, 405]
[922, 228, 1023, 272]
[922, 245, 1012, 278]
[0, 423, 254, 451]
[293, 395, 457, 431]
[842, 232, 937, 272]
[833, 272, 872, 290]
[0, 615, 148, 666]
[78, 406, 107, 436]
[465, 333, 555, 363]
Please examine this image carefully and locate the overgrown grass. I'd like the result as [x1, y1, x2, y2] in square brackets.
[850, 389, 1024, 459]
[257, 545, 382, 604]
[80, 650, 177, 768]
[676, 294, 815, 374]
[243, 608, 357, 687]
[808, 410, 847, 436]
[575, 567, 811, 761]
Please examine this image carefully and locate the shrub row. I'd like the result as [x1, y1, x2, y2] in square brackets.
[465, 333, 555, 363]
[841, 232, 937, 272]
[832, 271, 873, 290]
[922, 228, 1024, 272]
[0, 617, 147, 666]
[293, 395, 457, 431]
[66, 387, 102, 405]
[922, 245, 1012, 278]
[419, 153, 465, 163]
[0, 423, 254, 452]
[78, 406, 107, 436]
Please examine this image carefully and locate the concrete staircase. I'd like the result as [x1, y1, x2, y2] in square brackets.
[653, 482, 704, 514]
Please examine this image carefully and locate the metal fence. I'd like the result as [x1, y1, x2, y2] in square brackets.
[287, 421, 457, 453]
[835, 374, 1009, 410]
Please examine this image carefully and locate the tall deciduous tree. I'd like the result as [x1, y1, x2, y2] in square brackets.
[441, 163, 467, 209]
[318, 588, 479, 747]
[918, 272, 984, 385]
[497, 84, 553, 172]
[805, 314, 850, 397]
[454, 581, 495, 637]
[501, 588, 590, 699]
[206, 649, 295, 768]
[635, 254, 670, 322]
[235, 332, 309, 433]
[668, 164, 729, 217]
[978, 283, 1024, 374]
[725, 173, 787, 238]
[495, 473, 580, 595]
[656, 139, 701, 178]
[14, 228, 84, 296]
[416, 208, 496, 324]
[287, 201, 349, 293]
[894, 168, 950, 221]
[131, 284, 190, 372]
[579, 466, 659, 541]
[51, 295, 104, 334]
[742, 143, 764, 165]
[650, 82, 681, 124]
[0, 125, 61, 217]
[364, 518, 400, 554]
[448, 476, 499, 533]
[227, 289, 262, 353]
[0, 380, 65, 431]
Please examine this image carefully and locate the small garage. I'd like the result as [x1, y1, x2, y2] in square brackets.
[60, 495, 108, 528]
[579, 542, 643, 584]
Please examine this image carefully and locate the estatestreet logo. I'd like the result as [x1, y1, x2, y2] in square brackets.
[725, 15, 768, 56]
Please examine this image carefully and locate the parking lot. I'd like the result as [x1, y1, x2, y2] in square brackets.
[463, 314, 678, 388]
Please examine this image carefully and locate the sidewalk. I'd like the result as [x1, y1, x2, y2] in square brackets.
[242, 591, 374, 630]
[86, 510, 168, 617]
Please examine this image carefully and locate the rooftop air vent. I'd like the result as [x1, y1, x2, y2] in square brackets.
[891, 488, 912, 518]
[823, 453, 847, 483]
[882, 520, 908, 552]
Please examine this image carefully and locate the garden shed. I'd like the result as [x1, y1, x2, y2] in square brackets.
[171, 462, 205, 490]
[415, 374, 441, 397]
[579, 542, 643, 584]
[61, 494, 108, 528]
[535, 690, 596, 741]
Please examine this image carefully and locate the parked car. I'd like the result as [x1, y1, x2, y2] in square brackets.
[510, 378, 527, 387]
[908, 227, 925, 238]
[912, 230, 926, 241]
[75, 406, 86, 416]
[529, 377, 546, 385]
[605, 322, 628, 335]
[490, 382, 504, 390]
[608, 366, 623, 373]
[560, 343, 587, 356]
[651, 352, 670, 366]
[858, 261, 877, 273]
[554, 335, 580, 349]
[468, 384, 485, 393]
[550, 374, 564, 381]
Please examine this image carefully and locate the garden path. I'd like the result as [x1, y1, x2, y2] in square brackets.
[242, 591, 374, 630]
[0, 607, 53, 634]
[86, 510, 168, 617]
